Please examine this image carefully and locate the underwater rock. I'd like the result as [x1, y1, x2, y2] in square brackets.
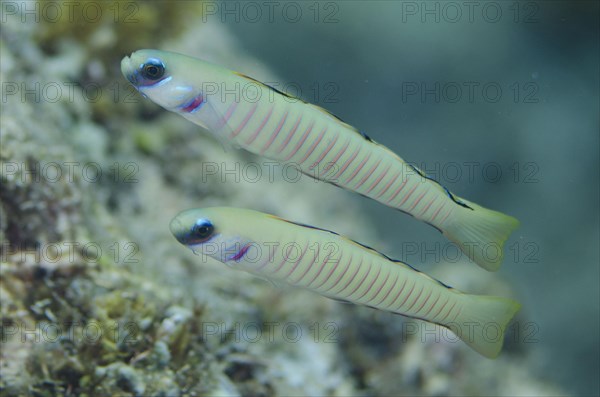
[95, 363, 146, 396]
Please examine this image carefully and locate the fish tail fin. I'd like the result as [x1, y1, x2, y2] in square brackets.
[447, 294, 521, 358]
[442, 198, 519, 271]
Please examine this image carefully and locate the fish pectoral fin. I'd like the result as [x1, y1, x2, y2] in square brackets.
[268, 279, 288, 290]
[327, 296, 353, 305]
[253, 275, 287, 290]
[184, 100, 238, 152]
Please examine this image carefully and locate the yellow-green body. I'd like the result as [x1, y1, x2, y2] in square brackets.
[170, 207, 521, 358]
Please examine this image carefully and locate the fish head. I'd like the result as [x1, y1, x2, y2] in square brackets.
[121, 49, 206, 113]
[169, 207, 257, 268]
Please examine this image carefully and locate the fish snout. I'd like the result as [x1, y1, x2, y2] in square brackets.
[121, 55, 139, 87]
[169, 217, 187, 245]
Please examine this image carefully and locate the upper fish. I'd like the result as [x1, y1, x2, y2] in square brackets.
[122, 49, 520, 271]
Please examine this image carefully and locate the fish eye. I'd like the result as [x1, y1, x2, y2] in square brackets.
[141, 58, 165, 81]
[190, 219, 214, 242]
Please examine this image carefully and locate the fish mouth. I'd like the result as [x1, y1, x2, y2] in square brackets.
[120, 54, 139, 87]
[178, 93, 205, 113]
[169, 217, 187, 245]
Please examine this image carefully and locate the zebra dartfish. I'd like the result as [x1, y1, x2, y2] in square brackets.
[169, 207, 521, 358]
[122, 50, 519, 271]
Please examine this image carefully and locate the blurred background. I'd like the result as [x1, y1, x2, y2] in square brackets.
[1, 1, 598, 395]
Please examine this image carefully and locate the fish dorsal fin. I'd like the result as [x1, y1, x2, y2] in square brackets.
[268, 215, 453, 290]
[268, 215, 342, 237]
[328, 296, 353, 305]
[308, 103, 375, 143]
[234, 72, 375, 144]
[234, 72, 302, 102]
[269, 215, 409, 268]
[407, 164, 473, 210]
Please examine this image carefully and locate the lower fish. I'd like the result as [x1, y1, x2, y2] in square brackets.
[121, 50, 519, 271]
[169, 207, 521, 358]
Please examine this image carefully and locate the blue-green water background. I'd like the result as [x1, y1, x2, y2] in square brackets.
[223, 1, 599, 395]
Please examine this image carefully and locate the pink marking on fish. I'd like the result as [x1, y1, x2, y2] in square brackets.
[320, 135, 347, 173]
[440, 300, 458, 323]
[231, 103, 258, 138]
[373, 272, 400, 306]
[344, 152, 371, 184]
[260, 109, 289, 154]
[319, 254, 351, 291]
[305, 252, 333, 288]
[284, 120, 315, 161]
[180, 94, 205, 113]
[361, 269, 391, 303]
[386, 277, 409, 310]
[309, 133, 338, 171]
[430, 202, 446, 224]
[245, 105, 274, 145]
[439, 207, 453, 225]
[230, 244, 251, 262]
[215, 101, 238, 130]
[414, 289, 433, 315]
[408, 189, 429, 212]
[290, 248, 318, 284]
[387, 176, 409, 204]
[364, 268, 390, 304]
[374, 171, 399, 199]
[398, 183, 419, 207]
[396, 281, 416, 311]
[344, 261, 373, 298]
[298, 126, 327, 165]
[354, 158, 382, 190]
[332, 146, 360, 180]
[282, 243, 309, 279]
[271, 255, 290, 275]
[404, 285, 424, 312]
[355, 266, 381, 301]
[452, 306, 462, 322]
[366, 163, 392, 195]
[276, 114, 302, 153]
[422, 292, 442, 317]
[332, 255, 363, 295]
[432, 298, 450, 320]
[419, 197, 437, 217]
